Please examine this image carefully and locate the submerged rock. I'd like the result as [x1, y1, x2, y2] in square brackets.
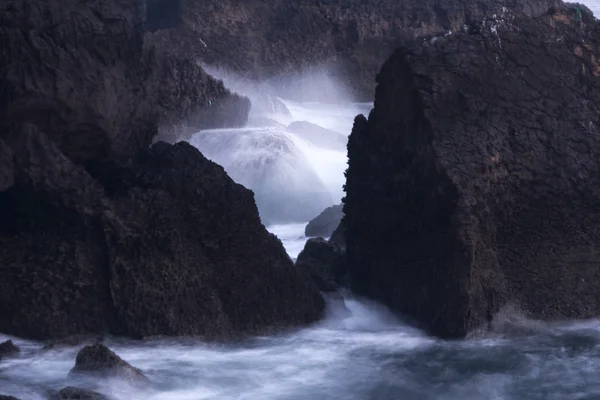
[0, 340, 19, 360]
[68, 344, 146, 382]
[344, 7, 600, 338]
[305, 204, 344, 237]
[51, 387, 112, 400]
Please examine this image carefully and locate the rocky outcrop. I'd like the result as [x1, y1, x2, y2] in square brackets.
[51, 387, 112, 400]
[0, 0, 248, 171]
[0, 0, 324, 341]
[0, 340, 19, 360]
[305, 204, 344, 237]
[146, 0, 560, 100]
[0, 396, 20, 400]
[344, 7, 600, 338]
[69, 344, 146, 382]
[296, 238, 346, 292]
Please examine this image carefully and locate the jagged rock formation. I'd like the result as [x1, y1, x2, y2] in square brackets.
[305, 204, 344, 237]
[69, 344, 147, 382]
[0, 0, 324, 341]
[344, 7, 600, 338]
[146, 0, 561, 100]
[0, 0, 249, 168]
[0, 340, 19, 360]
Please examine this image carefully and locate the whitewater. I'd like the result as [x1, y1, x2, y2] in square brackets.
[5, 6, 600, 394]
[3, 80, 600, 400]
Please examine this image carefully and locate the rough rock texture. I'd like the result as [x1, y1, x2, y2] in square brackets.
[0, 340, 19, 359]
[296, 238, 346, 292]
[51, 387, 112, 400]
[69, 344, 146, 382]
[305, 204, 344, 237]
[0, 0, 324, 341]
[146, 0, 560, 100]
[0, 126, 324, 340]
[344, 7, 600, 338]
[0, 0, 249, 171]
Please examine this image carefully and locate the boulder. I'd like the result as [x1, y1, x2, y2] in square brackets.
[287, 122, 347, 151]
[145, 0, 560, 100]
[344, 7, 600, 338]
[305, 204, 344, 237]
[296, 238, 346, 292]
[0, 340, 19, 360]
[51, 387, 112, 400]
[68, 344, 146, 382]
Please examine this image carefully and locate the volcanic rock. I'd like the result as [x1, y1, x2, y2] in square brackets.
[146, 0, 560, 100]
[68, 344, 146, 382]
[0, 0, 324, 341]
[344, 7, 600, 338]
[296, 237, 346, 292]
[305, 204, 344, 237]
[0, 340, 19, 360]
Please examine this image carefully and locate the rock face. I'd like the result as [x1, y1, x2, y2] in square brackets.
[0, 0, 324, 341]
[0, 0, 249, 170]
[305, 204, 344, 237]
[296, 238, 346, 292]
[69, 344, 146, 382]
[0, 340, 19, 359]
[344, 7, 600, 338]
[146, 0, 560, 100]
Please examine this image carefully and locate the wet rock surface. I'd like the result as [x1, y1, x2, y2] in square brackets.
[344, 7, 600, 338]
[146, 0, 560, 100]
[296, 238, 347, 292]
[0, 340, 19, 360]
[305, 204, 344, 237]
[68, 344, 146, 382]
[0, 0, 324, 341]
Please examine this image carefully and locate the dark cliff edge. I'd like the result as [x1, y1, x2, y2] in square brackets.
[0, 0, 324, 341]
[145, 0, 561, 101]
[344, 6, 600, 338]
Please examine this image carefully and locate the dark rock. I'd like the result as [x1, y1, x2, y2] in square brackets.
[329, 219, 346, 250]
[0, 396, 21, 400]
[344, 7, 600, 339]
[0, 0, 248, 171]
[68, 344, 146, 382]
[287, 122, 347, 151]
[0, 139, 13, 191]
[305, 204, 344, 237]
[296, 238, 346, 292]
[146, 0, 560, 100]
[0, 127, 324, 340]
[51, 387, 112, 400]
[0, 340, 19, 359]
[0, 0, 324, 340]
